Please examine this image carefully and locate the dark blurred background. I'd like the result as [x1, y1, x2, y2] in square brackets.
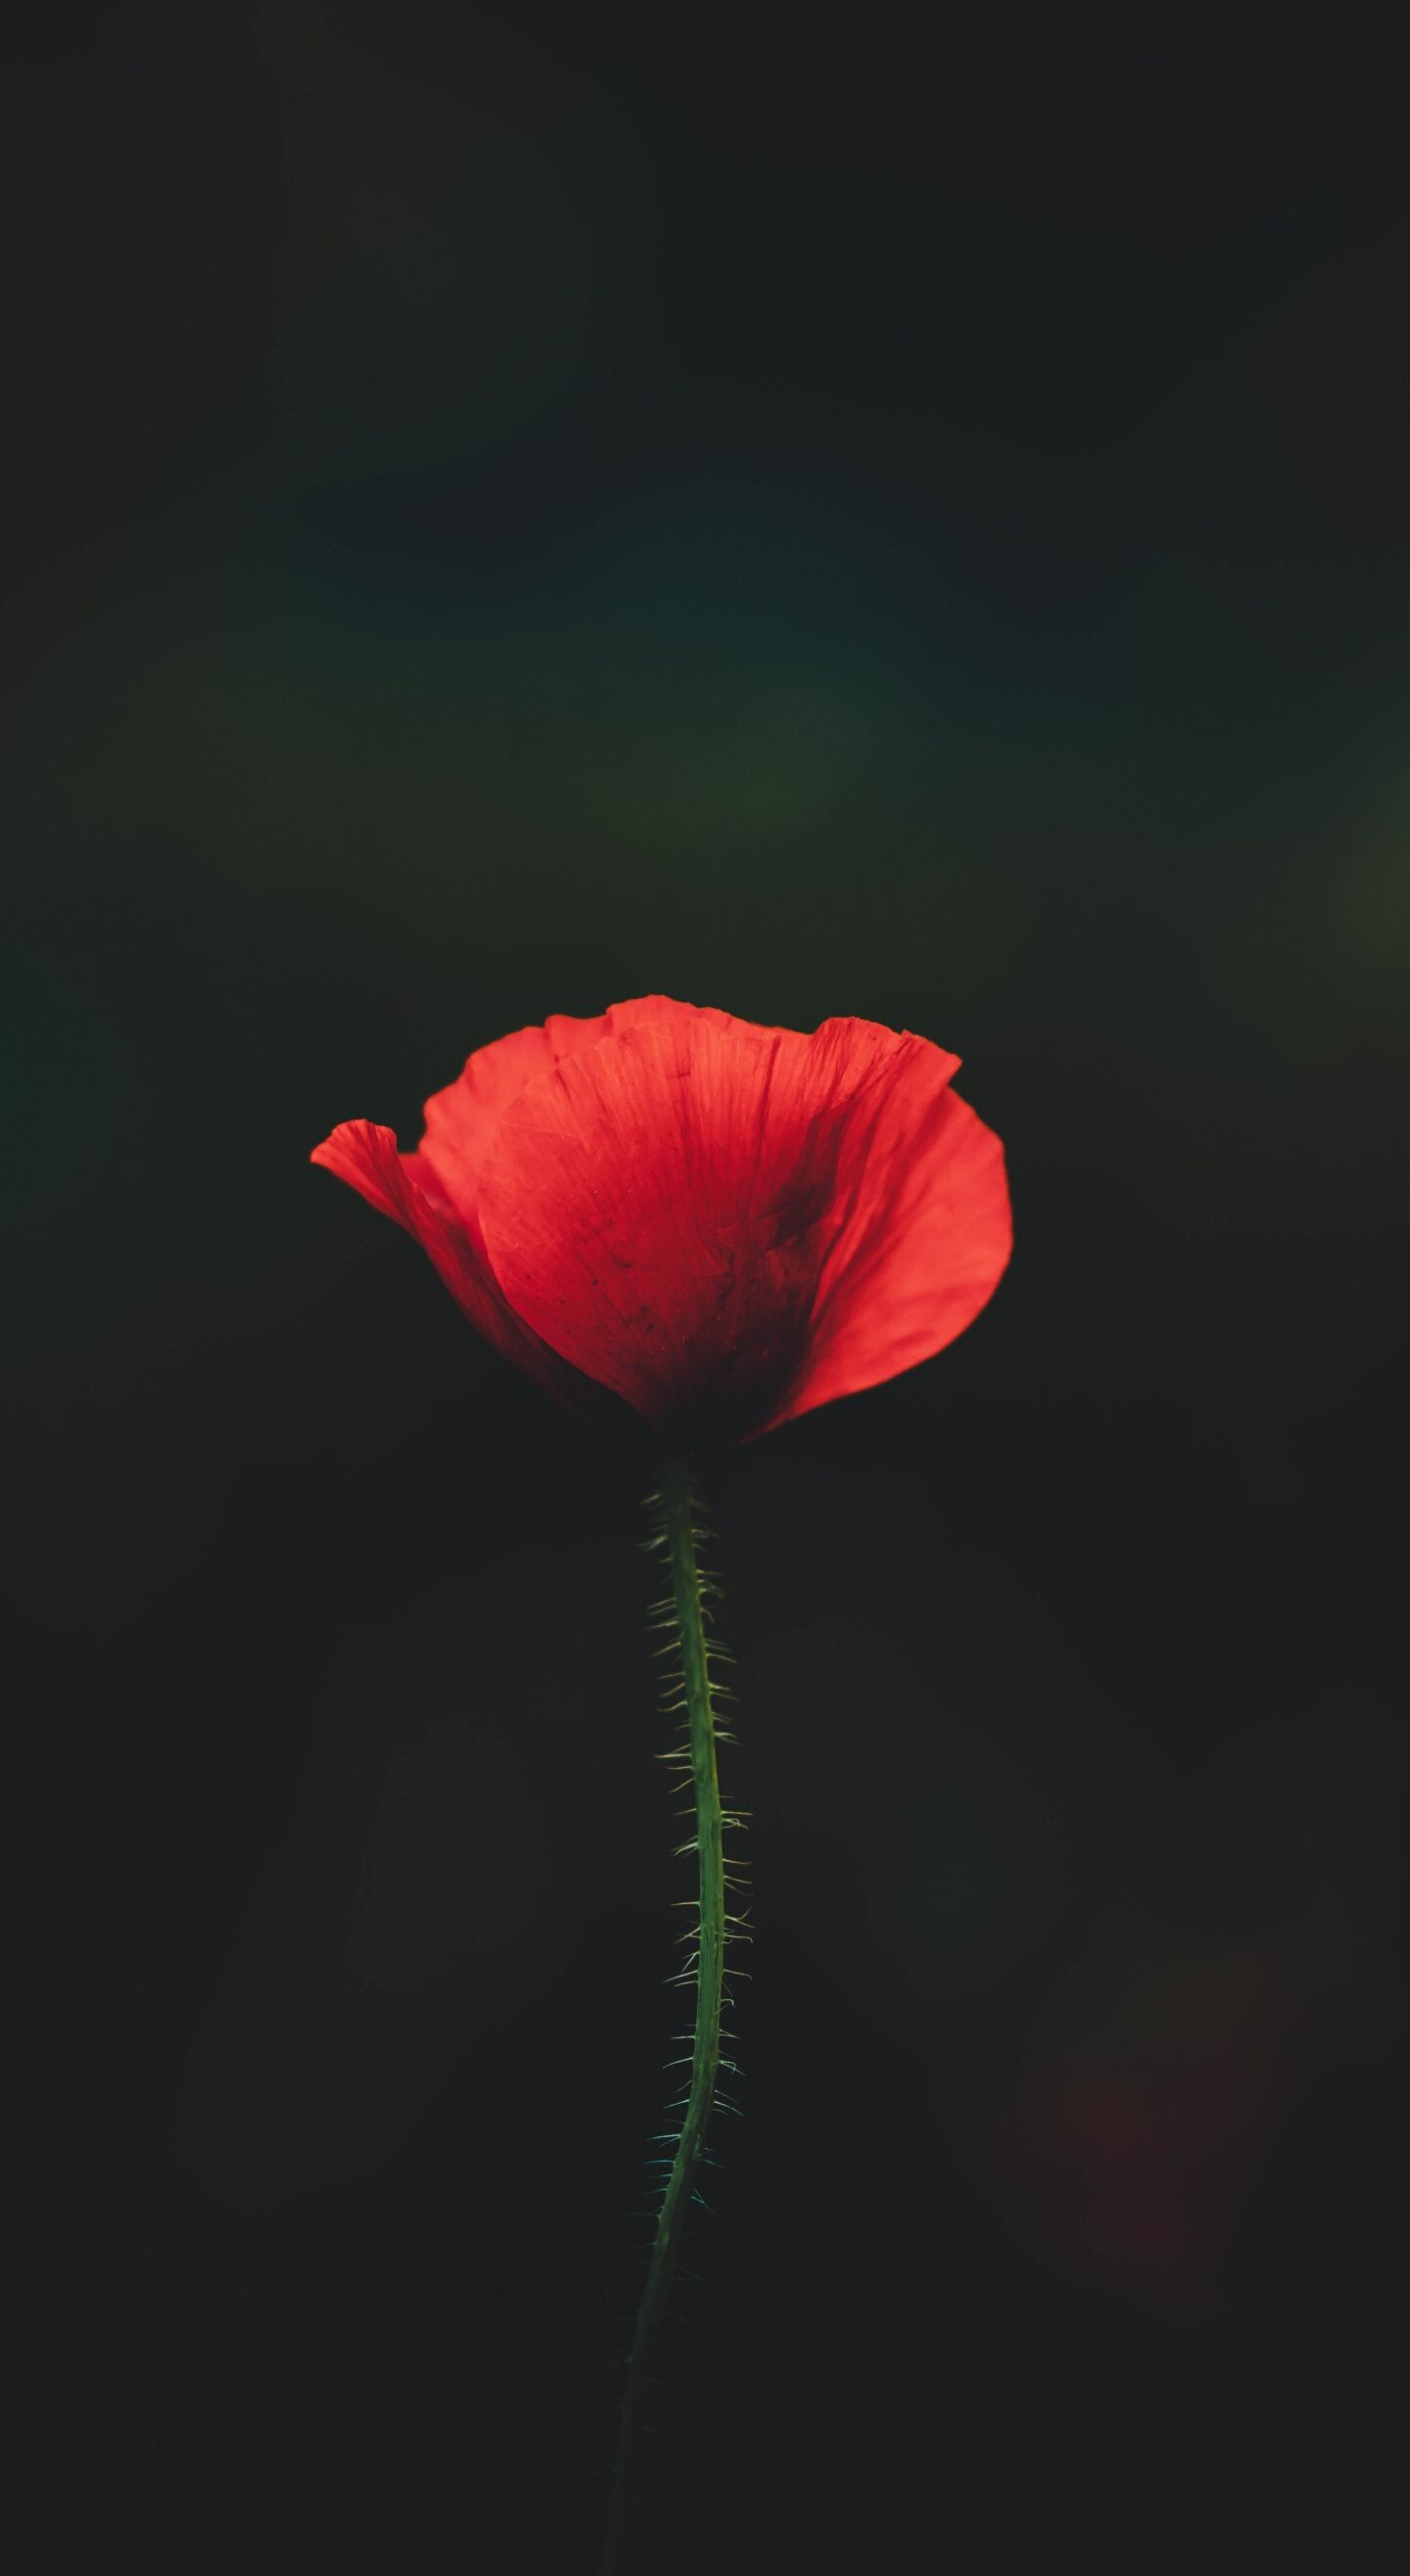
[7, 3, 1409, 2569]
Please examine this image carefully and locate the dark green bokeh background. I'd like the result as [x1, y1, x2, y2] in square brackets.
[8, 6, 1409, 2570]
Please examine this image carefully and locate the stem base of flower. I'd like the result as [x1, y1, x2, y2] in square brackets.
[602, 1459, 748, 2573]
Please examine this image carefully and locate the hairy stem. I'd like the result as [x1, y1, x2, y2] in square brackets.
[603, 1456, 745, 2573]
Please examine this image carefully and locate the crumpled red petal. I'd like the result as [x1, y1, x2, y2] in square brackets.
[474, 997, 1010, 1448]
[407, 1011, 616, 1231]
[309, 1117, 590, 1407]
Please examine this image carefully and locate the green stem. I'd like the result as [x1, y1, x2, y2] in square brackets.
[603, 1456, 740, 2573]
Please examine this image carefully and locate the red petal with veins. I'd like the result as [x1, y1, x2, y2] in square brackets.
[309, 1116, 593, 1408]
[473, 997, 1010, 1448]
[407, 1010, 616, 1236]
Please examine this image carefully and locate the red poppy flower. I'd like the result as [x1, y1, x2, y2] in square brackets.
[311, 995, 1010, 1450]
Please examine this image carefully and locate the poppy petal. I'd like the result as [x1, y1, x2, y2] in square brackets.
[475, 1000, 1010, 1448]
[778, 1070, 1011, 1429]
[409, 1001, 765, 1228]
[309, 1117, 584, 1403]
[412, 1011, 616, 1225]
